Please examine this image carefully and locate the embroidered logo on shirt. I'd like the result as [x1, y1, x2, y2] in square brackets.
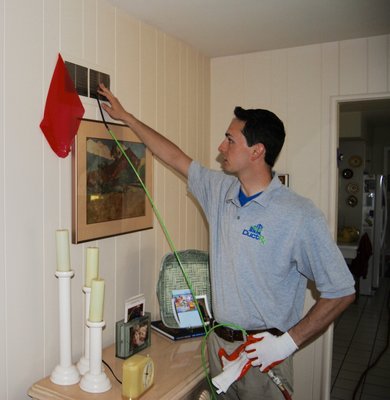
[242, 224, 266, 244]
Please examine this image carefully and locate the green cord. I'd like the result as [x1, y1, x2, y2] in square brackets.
[105, 128, 208, 330]
[103, 126, 220, 396]
[96, 93, 249, 397]
[96, 98, 208, 329]
[103, 126, 251, 399]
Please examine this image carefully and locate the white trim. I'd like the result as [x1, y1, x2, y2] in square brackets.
[324, 91, 390, 399]
[329, 92, 390, 230]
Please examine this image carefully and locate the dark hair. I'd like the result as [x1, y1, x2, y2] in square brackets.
[234, 106, 285, 167]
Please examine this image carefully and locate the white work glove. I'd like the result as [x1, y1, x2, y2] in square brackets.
[245, 332, 298, 373]
[212, 349, 250, 394]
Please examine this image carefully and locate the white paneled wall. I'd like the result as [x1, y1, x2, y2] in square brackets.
[2, 1, 389, 399]
[0, 0, 5, 397]
[211, 35, 390, 399]
[0, 1, 209, 399]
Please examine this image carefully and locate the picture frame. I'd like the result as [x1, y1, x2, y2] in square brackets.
[195, 294, 213, 325]
[115, 312, 151, 359]
[171, 289, 202, 328]
[171, 289, 212, 328]
[72, 119, 153, 243]
[124, 293, 145, 323]
[278, 174, 289, 187]
[129, 314, 151, 352]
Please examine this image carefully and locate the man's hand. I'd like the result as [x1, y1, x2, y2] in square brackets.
[97, 83, 129, 122]
[245, 332, 298, 373]
[96, 83, 192, 177]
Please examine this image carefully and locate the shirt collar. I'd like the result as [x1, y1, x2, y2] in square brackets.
[226, 173, 283, 207]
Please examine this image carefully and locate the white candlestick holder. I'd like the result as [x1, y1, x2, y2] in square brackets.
[77, 286, 91, 375]
[79, 320, 111, 393]
[50, 270, 80, 386]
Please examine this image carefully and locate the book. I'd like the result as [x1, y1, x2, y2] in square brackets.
[151, 320, 206, 341]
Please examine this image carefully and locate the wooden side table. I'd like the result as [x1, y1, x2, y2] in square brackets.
[28, 331, 210, 400]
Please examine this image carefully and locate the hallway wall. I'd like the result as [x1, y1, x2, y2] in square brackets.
[211, 34, 390, 399]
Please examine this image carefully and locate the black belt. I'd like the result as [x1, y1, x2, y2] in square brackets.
[213, 323, 283, 342]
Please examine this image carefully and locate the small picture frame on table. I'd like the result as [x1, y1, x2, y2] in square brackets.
[130, 316, 150, 351]
[277, 174, 289, 187]
[124, 293, 145, 323]
[115, 312, 151, 359]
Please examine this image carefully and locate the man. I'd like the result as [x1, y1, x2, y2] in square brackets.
[97, 84, 355, 399]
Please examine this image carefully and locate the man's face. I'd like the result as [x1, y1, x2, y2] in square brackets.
[218, 118, 252, 175]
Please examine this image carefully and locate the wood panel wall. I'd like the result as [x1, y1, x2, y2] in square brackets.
[0, 1, 209, 398]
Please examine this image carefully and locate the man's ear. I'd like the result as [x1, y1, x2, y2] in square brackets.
[251, 143, 266, 161]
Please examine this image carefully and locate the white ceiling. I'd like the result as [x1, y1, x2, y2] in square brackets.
[108, 0, 390, 58]
[108, 0, 390, 129]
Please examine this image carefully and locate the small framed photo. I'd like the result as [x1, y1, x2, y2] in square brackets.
[195, 295, 212, 325]
[124, 294, 145, 323]
[72, 119, 153, 243]
[172, 289, 201, 328]
[115, 312, 151, 359]
[278, 174, 289, 187]
[126, 303, 144, 324]
[129, 315, 151, 352]
[171, 289, 213, 328]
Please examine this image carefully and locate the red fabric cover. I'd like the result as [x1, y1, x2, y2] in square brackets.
[40, 54, 85, 157]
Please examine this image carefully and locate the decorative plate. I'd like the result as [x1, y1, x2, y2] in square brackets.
[348, 155, 362, 168]
[342, 168, 353, 179]
[346, 182, 359, 194]
[346, 195, 358, 207]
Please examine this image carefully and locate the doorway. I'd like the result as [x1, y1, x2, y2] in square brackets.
[337, 98, 390, 282]
[331, 95, 390, 398]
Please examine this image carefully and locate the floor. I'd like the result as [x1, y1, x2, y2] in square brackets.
[331, 276, 390, 399]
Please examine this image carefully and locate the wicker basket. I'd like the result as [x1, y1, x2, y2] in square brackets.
[157, 249, 211, 328]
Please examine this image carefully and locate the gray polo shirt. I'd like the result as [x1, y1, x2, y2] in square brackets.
[188, 161, 355, 331]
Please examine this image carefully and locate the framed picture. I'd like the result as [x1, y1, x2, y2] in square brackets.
[195, 295, 213, 325]
[171, 289, 202, 328]
[72, 119, 153, 243]
[278, 174, 289, 187]
[124, 293, 145, 323]
[130, 315, 151, 352]
[115, 312, 151, 359]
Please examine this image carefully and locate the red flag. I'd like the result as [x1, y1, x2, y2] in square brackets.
[40, 54, 85, 158]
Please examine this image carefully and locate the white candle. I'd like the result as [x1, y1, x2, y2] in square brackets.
[56, 230, 70, 272]
[85, 247, 99, 287]
[89, 279, 105, 322]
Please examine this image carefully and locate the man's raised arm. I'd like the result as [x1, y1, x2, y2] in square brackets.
[98, 84, 192, 178]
